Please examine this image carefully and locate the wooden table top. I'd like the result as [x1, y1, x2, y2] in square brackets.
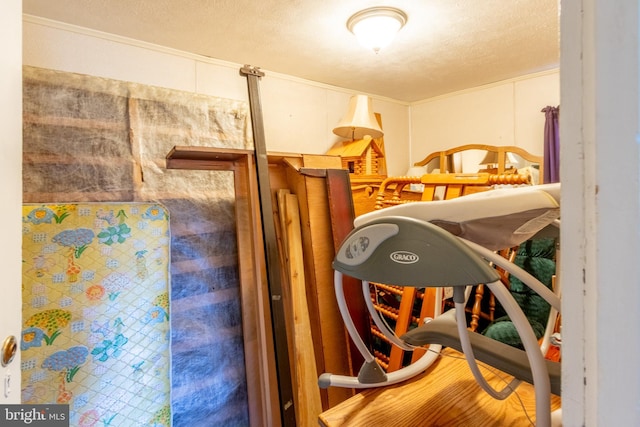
[319, 348, 561, 427]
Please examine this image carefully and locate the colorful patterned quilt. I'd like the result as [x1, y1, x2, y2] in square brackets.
[21, 203, 171, 427]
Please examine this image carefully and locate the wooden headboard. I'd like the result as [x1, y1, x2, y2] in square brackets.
[350, 144, 544, 216]
[414, 144, 543, 178]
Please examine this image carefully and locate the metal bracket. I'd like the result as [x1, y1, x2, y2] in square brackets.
[240, 65, 265, 78]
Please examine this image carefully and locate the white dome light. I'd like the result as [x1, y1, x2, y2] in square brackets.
[347, 7, 408, 54]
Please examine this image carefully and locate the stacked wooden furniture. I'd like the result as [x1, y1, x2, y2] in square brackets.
[328, 112, 388, 217]
[365, 173, 525, 373]
[267, 154, 362, 414]
[319, 144, 553, 426]
[350, 144, 542, 216]
[355, 144, 543, 376]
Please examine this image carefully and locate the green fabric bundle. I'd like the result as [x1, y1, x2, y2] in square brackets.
[481, 238, 557, 348]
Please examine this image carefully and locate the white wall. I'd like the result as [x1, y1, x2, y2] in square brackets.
[23, 16, 557, 178]
[23, 16, 411, 176]
[409, 71, 559, 165]
[0, 0, 22, 404]
[259, 75, 411, 176]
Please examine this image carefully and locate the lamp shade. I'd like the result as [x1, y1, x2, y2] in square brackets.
[505, 152, 519, 167]
[479, 151, 499, 165]
[333, 95, 384, 140]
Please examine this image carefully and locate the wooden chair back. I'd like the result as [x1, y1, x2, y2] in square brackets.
[370, 173, 535, 372]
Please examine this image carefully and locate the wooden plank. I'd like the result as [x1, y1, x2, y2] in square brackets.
[285, 166, 354, 408]
[325, 169, 370, 372]
[420, 173, 490, 184]
[444, 184, 464, 199]
[275, 189, 297, 389]
[234, 155, 281, 426]
[166, 145, 254, 162]
[325, 169, 356, 250]
[282, 192, 324, 426]
[386, 287, 417, 372]
[302, 154, 343, 169]
[282, 167, 330, 407]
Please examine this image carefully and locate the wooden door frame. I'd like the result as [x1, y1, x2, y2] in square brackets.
[166, 146, 279, 426]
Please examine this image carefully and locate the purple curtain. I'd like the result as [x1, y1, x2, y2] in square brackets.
[542, 106, 560, 183]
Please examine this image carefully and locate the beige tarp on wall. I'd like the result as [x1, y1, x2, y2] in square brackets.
[23, 66, 253, 426]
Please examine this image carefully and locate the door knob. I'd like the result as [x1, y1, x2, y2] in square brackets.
[1, 335, 17, 367]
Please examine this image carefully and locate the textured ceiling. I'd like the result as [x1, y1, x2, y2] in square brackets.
[23, 0, 559, 102]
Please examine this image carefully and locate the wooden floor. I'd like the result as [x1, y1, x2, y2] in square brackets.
[319, 348, 561, 427]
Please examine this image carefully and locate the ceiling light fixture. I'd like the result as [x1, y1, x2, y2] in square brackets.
[347, 6, 408, 54]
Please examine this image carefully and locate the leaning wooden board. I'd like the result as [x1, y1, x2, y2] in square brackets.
[282, 165, 355, 409]
[278, 191, 323, 426]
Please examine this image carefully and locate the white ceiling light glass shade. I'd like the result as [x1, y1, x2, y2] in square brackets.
[347, 7, 408, 53]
